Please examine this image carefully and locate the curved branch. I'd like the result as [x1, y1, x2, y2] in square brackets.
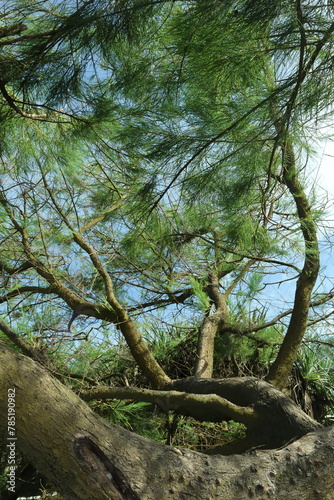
[266, 141, 320, 388]
[0, 260, 32, 276]
[79, 385, 256, 426]
[0, 81, 49, 120]
[0, 347, 331, 498]
[260, 21, 334, 388]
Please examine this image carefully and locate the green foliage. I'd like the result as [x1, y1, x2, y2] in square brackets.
[293, 341, 334, 422]
[188, 277, 210, 311]
[90, 399, 152, 429]
[149, 330, 198, 380]
[214, 324, 282, 379]
[168, 417, 246, 452]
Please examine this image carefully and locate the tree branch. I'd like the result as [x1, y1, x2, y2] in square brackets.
[0, 319, 49, 364]
[79, 385, 256, 426]
[0, 285, 56, 305]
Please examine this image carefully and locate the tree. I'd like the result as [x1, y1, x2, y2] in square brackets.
[1, 1, 334, 498]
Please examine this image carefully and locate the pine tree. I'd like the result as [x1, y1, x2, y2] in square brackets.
[1, 1, 334, 498]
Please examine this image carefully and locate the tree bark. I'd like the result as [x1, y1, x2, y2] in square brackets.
[195, 272, 230, 378]
[1, 345, 330, 500]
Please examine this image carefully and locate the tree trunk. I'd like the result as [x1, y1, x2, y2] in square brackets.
[1, 344, 332, 499]
[195, 272, 230, 378]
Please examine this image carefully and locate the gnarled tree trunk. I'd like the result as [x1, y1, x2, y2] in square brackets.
[1, 344, 332, 499]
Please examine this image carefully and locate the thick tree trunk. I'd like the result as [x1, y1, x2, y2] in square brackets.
[0, 345, 332, 499]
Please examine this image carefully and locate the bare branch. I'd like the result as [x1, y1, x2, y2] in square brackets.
[79, 385, 256, 426]
[0, 285, 55, 305]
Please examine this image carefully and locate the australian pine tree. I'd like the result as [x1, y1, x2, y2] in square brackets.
[1, 1, 334, 498]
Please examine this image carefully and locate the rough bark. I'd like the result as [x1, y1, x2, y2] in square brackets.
[1, 345, 329, 500]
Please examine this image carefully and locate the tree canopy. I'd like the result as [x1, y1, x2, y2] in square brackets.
[1, 1, 334, 498]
